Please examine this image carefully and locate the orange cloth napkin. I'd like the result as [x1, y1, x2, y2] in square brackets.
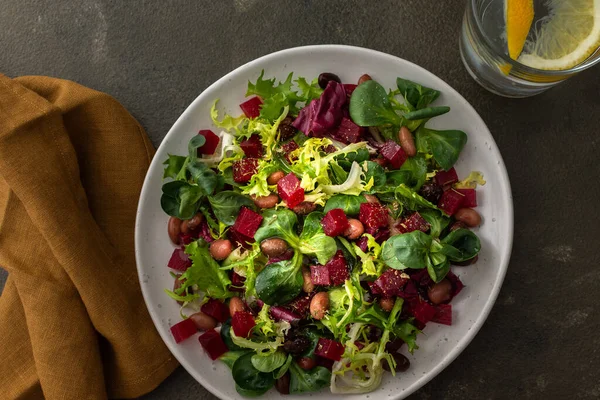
[0, 75, 178, 399]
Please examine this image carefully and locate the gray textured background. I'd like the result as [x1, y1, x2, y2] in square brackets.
[1, 0, 600, 399]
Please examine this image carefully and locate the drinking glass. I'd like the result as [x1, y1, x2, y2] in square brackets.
[459, 0, 600, 97]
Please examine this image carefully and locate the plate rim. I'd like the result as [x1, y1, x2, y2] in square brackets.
[135, 44, 514, 400]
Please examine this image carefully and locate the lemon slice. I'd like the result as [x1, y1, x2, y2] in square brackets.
[506, 0, 535, 60]
[518, 0, 600, 70]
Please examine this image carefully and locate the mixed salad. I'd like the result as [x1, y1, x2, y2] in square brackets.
[161, 71, 485, 396]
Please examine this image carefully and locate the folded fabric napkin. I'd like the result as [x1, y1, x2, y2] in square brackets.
[0, 74, 178, 399]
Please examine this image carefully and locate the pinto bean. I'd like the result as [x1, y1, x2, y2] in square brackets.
[229, 296, 245, 316]
[427, 279, 452, 305]
[260, 238, 288, 257]
[297, 357, 316, 370]
[267, 171, 285, 185]
[189, 311, 217, 331]
[310, 292, 329, 320]
[379, 298, 395, 312]
[209, 239, 233, 260]
[454, 208, 482, 227]
[168, 217, 182, 244]
[186, 213, 204, 230]
[358, 74, 372, 85]
[398, 126, 417, 157]
[343, 219, 364, 240]
[302, 266, 315, 293]
[252, 194, 279, 209]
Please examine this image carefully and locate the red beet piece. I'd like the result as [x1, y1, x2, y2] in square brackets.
[198, 329, 229, 360]
[287, 292, 315, 317]
[201, 298, 229, 323]
[170, 318, 197, 343]
[343, 83, 357, 96]
[331, 117, 362, 144]
[356, 236, 369, 252]
[197, 130, 220, 155]
[435, 167, 459, 187]
[397, 212, 431, 234]
[373, 269, 410, 298]
[167, 248, 192, 272]
[359, 203, 389, 230]
[321, 209, 349, 237]
[438, 189, 465, 215]
[314, 338, 345, 361]
[232, 158, 258, 183]
[380, 140, 407, 169]
[269, 306, 301, 323]
[432, 303, 452, 325]
[230, 271, 246, 292]
[410, 300, 437, 325]
[240, 134, 264, 158]
[277, 172, 304, 208]
[456, 188, 477, 207]
[446, 270, 464, 298]
[326, 250, 349, 286]
[310, 264, 330, 286]
[198, 220, 214, 243]
[231, 311, 256, 337]
[240, 96, 263, 119]
[232, 207, 263, 242]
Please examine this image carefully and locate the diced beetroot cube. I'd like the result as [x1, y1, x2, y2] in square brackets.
[438, 189, 465, 215]
[314, 338, 345, 361]
[287, 292, 315, 317]
[315, 357, 335, 370]
[228, 229, 253, 248]
[410, 269, 434, 288]
[456, 188, 477, 207]
[326, 250, 349, 286]
[435, 167, 459, 187]
[232, 207, 263, 241]
[231, 311, 256, 337]
[281, 140, 299, 163]
[380, 140, 407, 169]
[198, 329, 229, 360]
[170, 318, 197, 343]
[269, 306, 301, 323]
[410, 300, 438, 325]
[167, 248, 192, 271]
[396, 212, 431, 234]
[200, 298, 229, 322]
[232, 158, 258, 183]
[432, 303, 452, 325]
[240, 96, 263, 119]
[373, 269, 410, 298]
[359, 203, 389, 230]
[330, 117, 362, 144]
[198, 220, 214, 243]
[446, 270, 464, 298]
[356, 236, 369, 252]
[197, 130, 220, 155]
[310, 264, 330, 286]
[240, 134, 264, 158]
[321, 209, 349, 237]
[343, 83, 357, 96]
[277, 173, 304, 208]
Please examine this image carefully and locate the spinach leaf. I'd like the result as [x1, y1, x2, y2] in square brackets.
[415, 127, 467, 171]
[221, 319, 243, 351]
[403, 106, 450, 121]
[441, 228, 481, 261]
[334, 147, 370, 170]
[273, 354, 293, 379]
[395, 184, 440, 212]
[362, 160, 387, 191]
[385, 170, 412, 187]
[298, 212, 337, 265]
[220, 350, 249, 369]
[419, 209, 450, 238]
[251, 350, 288, 373]
[329, 161, 349, 184]
[255, 253, 303, 305]
[289, 362, 331, 394]
[253, 209, 299, 245]
[298, 329, 323, 358]
[232, 353, 275, 395]
[427, 241, 451, 283]
[381, 230, 432, 270]
[186, 160, 222, 195]
[208, 191, 255, 226]
[187, 134, 206, 159]
[398, 155, 428, 191]
[162, 154, 187, 179]
[349, 80, 402, 127]
[396, 77, 440, 110]
[324, 194, 367, 216]
[160, 181, 204, 219]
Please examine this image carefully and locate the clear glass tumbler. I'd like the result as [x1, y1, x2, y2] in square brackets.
[460, 0, 600, 97]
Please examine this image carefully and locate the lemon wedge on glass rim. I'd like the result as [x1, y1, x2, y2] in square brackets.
[515, 0, 600, 70]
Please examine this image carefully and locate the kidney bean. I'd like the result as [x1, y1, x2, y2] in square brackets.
[454, 208, 482, 227]
[297, 357, 316, 370]
[180, 219, 190, 234]
[189, 311, 217, 331]
[260, 238, 288, 257]
[318, 72, 341, 89]
[275, 373, 290, 394]
[252, 194, 279, 209]
[291, 201, 316, 215]
[358, 74, 372, 85]
[427, 279, 452, 304]
[267, 171, 285, 185]
[398, 126, 417, 157]
[209, 239, 233, 260]
[186, 213, 204, 231]
[229, 296, 245, 316]
[310, 292, 329, 320]
[379, 297, 395, 312]
[302, 266, 315, 293]
[343, 219, 365, 240]
[168, 217, 182, 244]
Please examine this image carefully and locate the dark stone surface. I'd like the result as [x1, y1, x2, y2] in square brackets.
[1, 1, 599, 399]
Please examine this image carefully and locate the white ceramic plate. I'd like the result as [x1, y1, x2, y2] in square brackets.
[135, 45, 513, 400]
